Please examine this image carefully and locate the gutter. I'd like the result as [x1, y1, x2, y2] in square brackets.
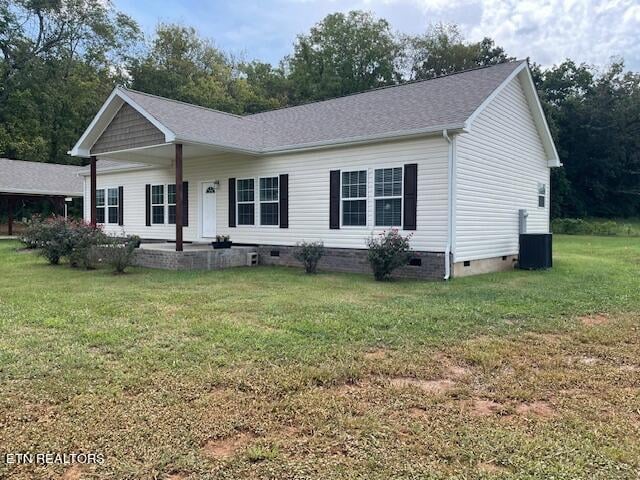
[442, 129, 455, 280]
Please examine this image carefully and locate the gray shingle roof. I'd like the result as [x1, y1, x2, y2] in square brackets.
[0, 158, 83, 196]
[119, 61, 525, 153]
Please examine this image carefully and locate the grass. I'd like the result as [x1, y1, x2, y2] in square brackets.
[0, 235, 638, 479]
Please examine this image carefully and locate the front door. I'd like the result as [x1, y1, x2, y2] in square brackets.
[201, 182, 217, 238]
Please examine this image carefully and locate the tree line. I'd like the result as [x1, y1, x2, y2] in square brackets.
[1, 1, 638, 218]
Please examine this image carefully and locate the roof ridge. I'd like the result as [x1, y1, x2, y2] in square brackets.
[246, 60, 526, 118]
[118, 86, 245, 119]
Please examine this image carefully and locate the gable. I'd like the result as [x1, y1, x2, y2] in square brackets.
[91, 103, 166, 155]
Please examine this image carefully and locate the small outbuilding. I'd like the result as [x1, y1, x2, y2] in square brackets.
[0, 158, 84, 235]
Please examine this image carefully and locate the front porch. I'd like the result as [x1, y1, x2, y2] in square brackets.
[134, 243, 258, 271]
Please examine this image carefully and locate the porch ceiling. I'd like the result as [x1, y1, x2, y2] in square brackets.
[96, 141, 252, 167]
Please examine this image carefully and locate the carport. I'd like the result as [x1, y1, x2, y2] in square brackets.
[0, 158, 84, 236]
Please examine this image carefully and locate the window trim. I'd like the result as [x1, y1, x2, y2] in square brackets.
[340, 169, 368, 228]
[167, 183, 177, 225]
[106, 187, 120, 225]
[95, 186, 120, 225]
[374, 166, 404, 228]
[149, 183, 181, 225]
[259, 176, 279, 226]
[96, 188, 106, 225]
[537, 183, 546, 209]
[150, 184, 166, 225]
[236, 177, 256, 226]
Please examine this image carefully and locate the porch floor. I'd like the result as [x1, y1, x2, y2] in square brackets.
[139, 242, 220, 252]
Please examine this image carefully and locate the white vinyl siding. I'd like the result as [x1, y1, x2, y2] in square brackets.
[454, 73, 551, 262]
[84, 136, 449, 251]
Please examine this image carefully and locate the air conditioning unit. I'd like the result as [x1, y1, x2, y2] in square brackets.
[519, 233, 552, 270]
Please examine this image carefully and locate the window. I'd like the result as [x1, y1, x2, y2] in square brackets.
[375, 167, 402, 226]
[167, 184, 177, 224]
[96, 189, 105, 224]
[151, 185, 164, 224]
[341, 170, 367, 226]
[107, 187, 119, 224]
[538, 183, 546, 208]
[260, 177, 279, 225]
[237, 179, 255, 225]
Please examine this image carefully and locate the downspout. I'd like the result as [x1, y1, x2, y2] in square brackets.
[443, 129, 455, 280]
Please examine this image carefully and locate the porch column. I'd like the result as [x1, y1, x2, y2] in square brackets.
[175, 143, 183, 252]
[7, 196, 14, 236]
[90, 156, 97, 227]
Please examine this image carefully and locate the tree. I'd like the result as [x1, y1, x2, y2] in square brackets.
[406, 23, 513, 80]
[0, 0, 140, 163]
[533, 60, 640, 217]
[286, 11, 402, 102]
[129, 24, 284, 114]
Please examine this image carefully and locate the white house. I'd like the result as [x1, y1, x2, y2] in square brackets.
[70, 60, 560, 279]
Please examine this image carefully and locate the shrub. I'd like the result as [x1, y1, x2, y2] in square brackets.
[293, 241, 325, 274]
[366, 229, 412, 281]
[103, 236, 138, 274]
[22, 216, 74, 264]
[19, 215, 45, 249]
[551, 218, 640, 237]
[68, 223, 108, 269]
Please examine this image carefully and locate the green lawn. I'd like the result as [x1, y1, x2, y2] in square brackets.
[0, 236, 638, 479]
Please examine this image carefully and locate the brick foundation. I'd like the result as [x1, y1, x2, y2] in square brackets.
[256, 245, 448, 280]
[133, 246, 257, 271]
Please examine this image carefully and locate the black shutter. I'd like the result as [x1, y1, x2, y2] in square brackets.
[403, 164, 417, 230]
[329, 170, 340, 229]
[145, 184, 151, 226]
[118, 186, 124, 226]
[279, 174, 288, 228]
[182, 181, 189, 227]
[228, 178, 236, 227]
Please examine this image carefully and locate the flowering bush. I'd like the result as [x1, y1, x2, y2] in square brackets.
[68, 224, 108, 269]
[366, 229, 413, 281]
[293, 241, 325, 274]
[20, 215, 76, 264]
[102, 236, 138, 274]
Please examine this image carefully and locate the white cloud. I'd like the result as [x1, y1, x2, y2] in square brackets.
[115, 0, 640, 70]
[405, 0, 640, 69]
[305, 0, 640, 69]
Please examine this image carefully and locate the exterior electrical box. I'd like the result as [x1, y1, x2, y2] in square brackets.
[519, 233, 552, 269]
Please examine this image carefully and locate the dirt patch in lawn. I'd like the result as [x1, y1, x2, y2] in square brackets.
[61, 465, 84, 480]
[470, 399, 505, 416]
[445, 365, 472, 378]
[478, 462, 509, 474]
[579, 313, 609, 326]
[514, 401, 555, 417]
[386, 377, 456, 394]
[203, 431, 256, 460]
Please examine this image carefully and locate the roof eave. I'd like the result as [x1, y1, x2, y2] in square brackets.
[260, 124, 468, 155]
[0, 187, 83, 197]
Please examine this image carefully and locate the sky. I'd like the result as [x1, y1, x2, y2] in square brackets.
[113, 0, 640, 71]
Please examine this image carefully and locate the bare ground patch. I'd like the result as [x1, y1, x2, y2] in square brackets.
[61, 465, 84, 480]
[469, 399, 506, 416]
[203, 431, 256, 460]
[386, 377, 456, 394]
[514, 401, 555, 418]
[579, 313, 610, 326]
